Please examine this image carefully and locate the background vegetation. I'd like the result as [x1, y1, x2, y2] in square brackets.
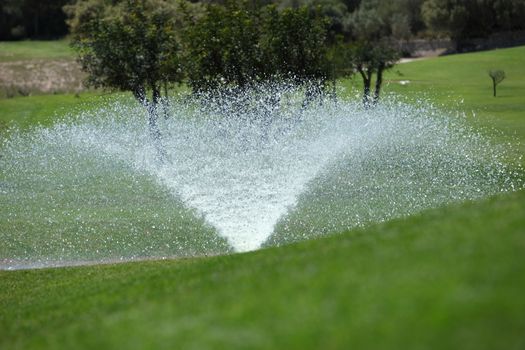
[2, 0, 525, 101]
[2, 0, 525, 47]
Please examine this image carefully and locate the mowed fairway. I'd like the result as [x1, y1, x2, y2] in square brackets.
[344, 45, 525, 161]
[392, 46, 525, 159]
[1, 46, 525, 349]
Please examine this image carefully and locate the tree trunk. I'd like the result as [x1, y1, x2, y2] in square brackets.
[331, 77, 337, 102]
[133, 86, 166, 163]
[149, 85, 167, 162]
[493, 78, 496, 97]
[302, 82, 323, 109]
[162, 82, 170, 119]
[149, 85, 162, 140]
[373, 64, 384, 105]
[359, 68, 372, 107]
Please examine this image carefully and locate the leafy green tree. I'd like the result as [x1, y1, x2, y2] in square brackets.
[492, 0, 525, 31]
[421, 0, 469, 45]
[181, 1, 262, 92]
[259, 5, 331, 83]
[338, 0, 399, 105]
[65, 0, 184, 157]
[488, 69, 505, 97]
[183, 1, 332, 99]
[335, 40, 398, 105]
[0, 0, 70, 40]
[277, 0, 353, 42]
[261, 5, 333, 105]
[420, 0, 525, 49]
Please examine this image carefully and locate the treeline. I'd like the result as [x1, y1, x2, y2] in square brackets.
[65, 0, 397, 101]
[0, 0, 69, 40]
[55, 0, 525, 160]
[2, 0, 525, 46]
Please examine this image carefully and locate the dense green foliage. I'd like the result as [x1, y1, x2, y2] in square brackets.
[2, 0, 525, 47]
[182, 2, 331, 91]
[65, 0, 187, 154]
[422, 0, 525, 47]
[59, 0, 525, 103]
[0, 0, 70, 40]
[66, 0, 183, 103]
[66, 0, 335, 102]
[182, 1, 262, 91]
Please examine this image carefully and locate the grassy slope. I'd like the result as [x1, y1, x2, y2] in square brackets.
[1, 190, 524, 349]
[1, 46, 525, 348]
[343, 45, 525, 159]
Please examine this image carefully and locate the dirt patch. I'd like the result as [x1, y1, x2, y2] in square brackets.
[0, 59, 86, 98]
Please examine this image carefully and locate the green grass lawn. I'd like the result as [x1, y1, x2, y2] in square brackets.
[0, 40, 74, 62]
[343, 45, 525, 160]
[1, 45, 525, 349]
[0, 92, 130, 132]
[1, 190, 524, 349]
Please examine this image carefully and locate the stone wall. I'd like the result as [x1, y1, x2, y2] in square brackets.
[399, 30, 525, 57]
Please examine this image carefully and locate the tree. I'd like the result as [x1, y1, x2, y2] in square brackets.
[262, 5, 333, 105]
[339, 0, 399, 106]
[335, 40, 397, 106]
[493, 0, 525, 32]
[182, 2, 332, 103]
[65, 0, 184, 159]
[259, 5, 331, 85]
[0, 0, 70, 40]
[488, 70, 505, 97]
[181, 0, 262, 92]
[420, 0, 525, 50]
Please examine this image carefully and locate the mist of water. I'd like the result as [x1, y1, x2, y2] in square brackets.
[1, 84, 523, 269]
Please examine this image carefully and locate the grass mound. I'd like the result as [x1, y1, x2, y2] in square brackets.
[1, 190, 524, 349]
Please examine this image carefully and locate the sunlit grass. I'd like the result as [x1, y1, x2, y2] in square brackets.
[0, 45, 524, 349]
[0, 40, 74, 62]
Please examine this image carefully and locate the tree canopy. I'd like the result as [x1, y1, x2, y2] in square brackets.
[0, 0, 70, 40]
[3, 0, 525, 45]
[422, 0, 525, 49]
[65, 0, 183, 103]
[181, 1, 331, 92]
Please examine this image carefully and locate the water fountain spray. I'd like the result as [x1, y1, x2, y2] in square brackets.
[1, 84, 522, 269]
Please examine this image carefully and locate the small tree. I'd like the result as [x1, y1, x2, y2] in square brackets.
[259, 6, 330, 83]
[488, 69, 505, 97]
[334, 40, 398, 106]
[342, 2, 400, 106]
[260, 5, 332, 105]
[182, 2, 332, 101]
[65, 0, 184, 159]
[181, 1, 262, 93]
